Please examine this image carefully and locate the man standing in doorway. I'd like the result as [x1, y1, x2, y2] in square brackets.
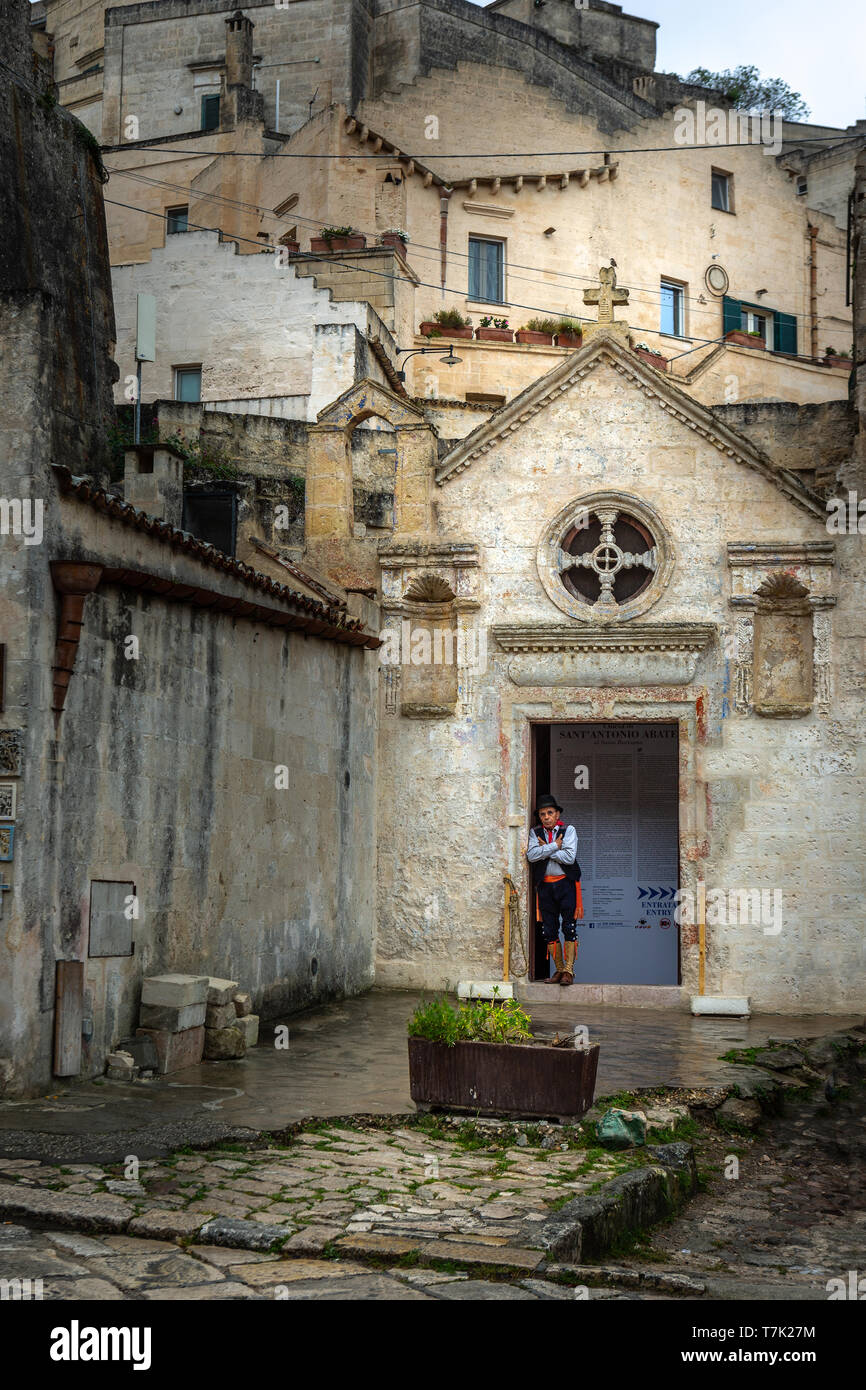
[527, 795, 582, 985]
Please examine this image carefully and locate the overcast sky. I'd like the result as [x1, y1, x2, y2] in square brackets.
[478, 0, 864, 129]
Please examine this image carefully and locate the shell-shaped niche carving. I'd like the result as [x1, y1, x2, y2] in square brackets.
[755, 571, 809, 600]
[404, 573, 455, 602]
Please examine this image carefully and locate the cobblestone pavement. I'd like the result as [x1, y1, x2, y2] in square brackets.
[2, 1036, 864, 1300]
[0, 989, 859, 1163]
[0, 1113, 685, 1301]
[0, 1113, 670, 1252]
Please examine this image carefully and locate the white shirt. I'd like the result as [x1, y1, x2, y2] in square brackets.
[526, 823, 579, 869]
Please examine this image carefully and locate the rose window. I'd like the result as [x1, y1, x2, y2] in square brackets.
[559, 506, 658, 614]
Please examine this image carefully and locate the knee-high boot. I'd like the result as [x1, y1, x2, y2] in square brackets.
[559, 940, 576, 986]
[546, 940, 564, 983]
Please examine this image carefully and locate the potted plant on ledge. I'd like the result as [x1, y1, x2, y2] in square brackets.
[632, 339, 668, 369]
[516, 317, 558, 345]
[407, 996, 599, 1120]
[309, 225, 367, 253]
[379, 228, 409, 251]
[823, 346, 851, 369]
[476, 315, 513, 342]
[555, 318, 583, 348]
[418, 308, 474, 339]
[724, 328, 764, 349]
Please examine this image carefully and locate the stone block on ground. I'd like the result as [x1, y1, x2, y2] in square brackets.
[596, 1108, 647, 1148]
[129, 1211, 206, 1241]
[141, 974, 208, 1008]
[281, 1225, 344, 1255]
[206, 977, 239, 1006]
[135, 1025, 205, 1074]
[139, 1002, 206, 1032]
[203, 1025, 246, 1061]
[235, 1014, 259, 1048]
[116, 1035, 159, 1071]
[233, 991, 253, 1018]
[198, 1217, 291, 1251]
[105, 1051, 137, 1080]
[716, 1096, 762, 1130]
[205, 1002, 237, 1030]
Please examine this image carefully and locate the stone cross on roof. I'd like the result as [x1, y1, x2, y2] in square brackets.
[583, 265, 629, 324]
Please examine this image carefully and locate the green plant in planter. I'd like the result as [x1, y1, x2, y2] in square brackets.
[557, 318, 583, 337]
[747, 330, 764, 338]
[408, 996, 533, 1046]
[524, 317, 560, 334]
[319, 225, 355, 241]
[432, 308, 472, 328]
[382, 227, 409, 242]
[479, 316, 509, 329]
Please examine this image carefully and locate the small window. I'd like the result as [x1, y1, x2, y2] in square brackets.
[660, 279, 685, 337]
[166, 206, 188, 235]
[711, 170, 731, 212]
[174, 366, 202, 402]
[796, 176, 808, 196]
[468, 237, 505, 303]
[740, 308, 771, 345]
[201, 94, 220, 131]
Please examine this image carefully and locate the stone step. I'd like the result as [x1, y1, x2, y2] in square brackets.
[515, 982, 687, 1009]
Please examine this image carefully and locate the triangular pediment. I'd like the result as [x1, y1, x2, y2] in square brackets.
[316, 377, 427, 428]
[435, 334, 825, 518]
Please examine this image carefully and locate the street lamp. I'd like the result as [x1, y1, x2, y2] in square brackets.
[395, 345, 463, 382]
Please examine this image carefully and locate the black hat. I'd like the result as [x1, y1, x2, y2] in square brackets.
[536, 794, 563, 813]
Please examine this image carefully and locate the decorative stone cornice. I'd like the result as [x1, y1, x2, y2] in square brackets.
[378, 540, 480, 567]
[492, 623, 716, 653]
[727, 542, 835, 567]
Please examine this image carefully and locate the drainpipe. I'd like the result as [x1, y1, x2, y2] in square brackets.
[439, 187, 451, 295]
[808, 224, 818, 359]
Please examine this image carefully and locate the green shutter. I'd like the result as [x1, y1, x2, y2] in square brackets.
[722, 296, 741, 336]
[773, 312, 797, 356]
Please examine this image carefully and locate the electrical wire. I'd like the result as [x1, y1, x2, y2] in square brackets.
[109, 166, 840, 326]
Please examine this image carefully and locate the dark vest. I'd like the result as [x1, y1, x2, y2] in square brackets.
[529, 823, 582, 888]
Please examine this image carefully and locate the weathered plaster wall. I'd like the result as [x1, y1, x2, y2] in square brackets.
[375, 357, 866, 1012]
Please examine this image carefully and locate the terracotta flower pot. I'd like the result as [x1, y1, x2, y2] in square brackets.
[419, 322, 473, 338]
[475, 327, 513, 342]
[279, 240, 300, 254]
[380, 234, 408, 250]
[634, 346, 668, 369]
[309, 235, 367, 253]
[555, 332, 583, 348]
[516, 329, 553, 345]
[824, 355, 851, 369]
[725, 330, 764, 350]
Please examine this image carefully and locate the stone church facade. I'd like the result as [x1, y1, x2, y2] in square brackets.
[3, 0, 864, 1097]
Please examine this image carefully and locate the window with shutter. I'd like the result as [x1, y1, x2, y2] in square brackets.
[468, 238, 505, 303]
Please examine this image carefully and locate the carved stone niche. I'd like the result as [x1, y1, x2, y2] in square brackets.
[399, 574, 458, 719]
[752, 572, 813, 717]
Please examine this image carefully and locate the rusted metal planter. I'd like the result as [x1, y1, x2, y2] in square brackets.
[408, 1037, 599, 1120]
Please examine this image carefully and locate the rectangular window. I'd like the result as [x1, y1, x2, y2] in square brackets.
[174, 366, 202, 402]
[660, 279, 685, 337]
[740, 307, 771, 344]
[201, 94, 220, 131]
[796, 176, 808, 196]
[468, 237, 505, 303]
[711, 170, 731, 212]
[166, 206, 188, 235]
